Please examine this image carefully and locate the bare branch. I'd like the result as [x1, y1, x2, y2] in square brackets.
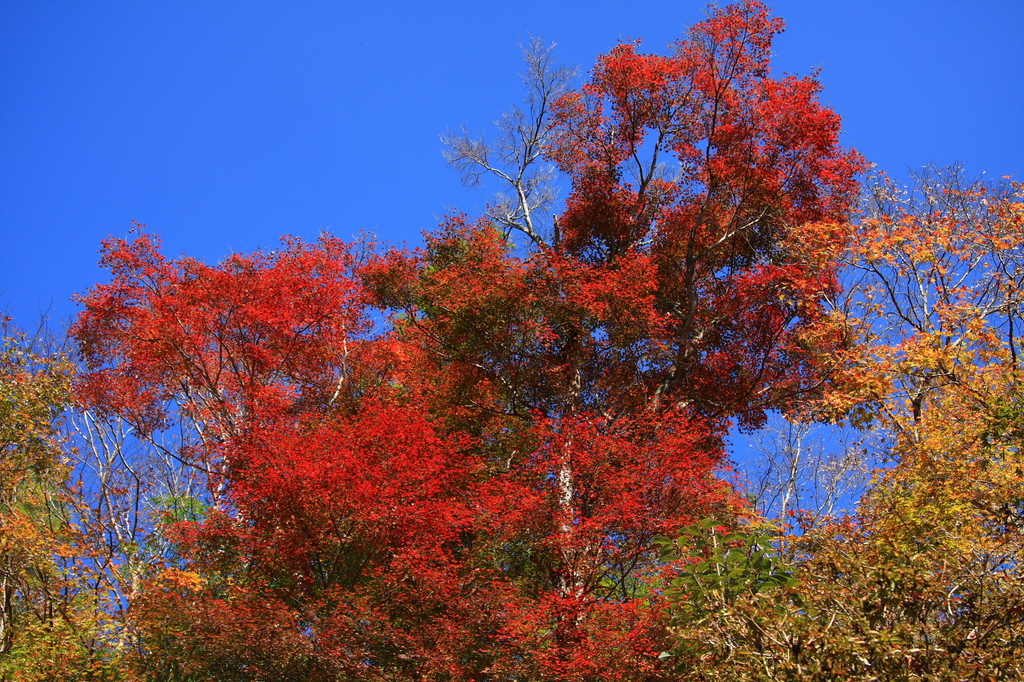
[739, 414, 880, 522]
[442, 36, 578, 248]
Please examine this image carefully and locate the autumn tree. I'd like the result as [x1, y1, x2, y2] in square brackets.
[391, 0, 863, 668]
[70, 2, 864, 679]
[0, 325, 137, 680]
[821, 167, 1024, 675]
[657, 168, 1024, 680]
[0, 329, 69, 676]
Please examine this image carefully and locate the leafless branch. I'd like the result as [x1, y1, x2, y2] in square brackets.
[442, 36, 578, 248]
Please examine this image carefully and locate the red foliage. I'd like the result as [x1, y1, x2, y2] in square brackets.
[150, 403, 497, 680]
[72, 3, 862, 679]
[72, 229, 379, 451]
[544, 0, 862, 428]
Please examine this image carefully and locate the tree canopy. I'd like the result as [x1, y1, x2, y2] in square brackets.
[2, 2, 1022, 680]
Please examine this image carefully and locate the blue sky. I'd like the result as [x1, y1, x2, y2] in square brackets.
[1, 0, 1022, 324]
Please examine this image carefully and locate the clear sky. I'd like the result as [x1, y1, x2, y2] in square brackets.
[1, 0, 1022, 324]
